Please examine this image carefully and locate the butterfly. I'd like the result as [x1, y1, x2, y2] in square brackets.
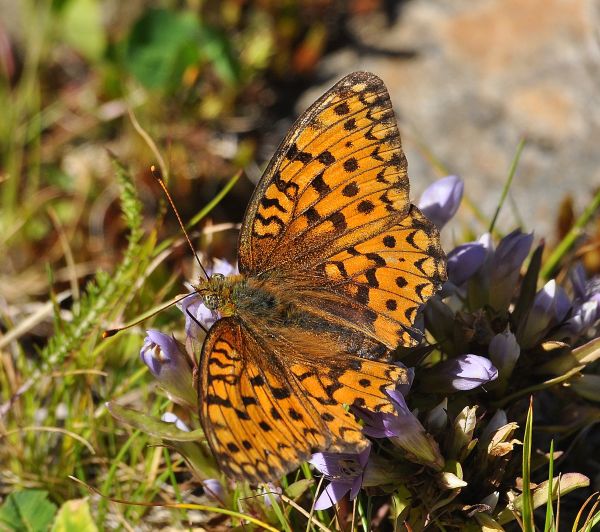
[195, 71, 446, 484]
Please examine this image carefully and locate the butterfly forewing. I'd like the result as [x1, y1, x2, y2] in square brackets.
[239, 71, 409, 274]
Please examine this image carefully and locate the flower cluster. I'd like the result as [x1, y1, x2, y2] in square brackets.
[109, 175, 600, 529]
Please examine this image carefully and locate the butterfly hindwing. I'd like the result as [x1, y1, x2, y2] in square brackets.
[315, 205, 445, 348]
[200, 318, 409, 482]
[199, 318, 329, 483]
[239, 71, 410, 275]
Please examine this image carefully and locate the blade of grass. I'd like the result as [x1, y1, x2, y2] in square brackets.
[541, 187, 600, 281]
[357, 495, 369, 531]
[489, 139, 526, 233]
[581, 493, 600, 532]
[266, 490, 293, 532]
[572, 492, 600, 531]
[187, 169, 242, 229]
[71, 475, 281, 531]
[404, 129, 492, 231]
[544, 440, 555, 532]
[522, 397, 535, 532]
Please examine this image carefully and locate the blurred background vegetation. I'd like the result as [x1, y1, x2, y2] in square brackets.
[1, 0, 599, 529]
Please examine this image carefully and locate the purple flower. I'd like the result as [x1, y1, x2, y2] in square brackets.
[562, 301, 599, 338]
[488, 330, 520, 391]
[489, 230, 533, 310]
[418, 175, 463, 229]
[259, 482, 282, 507]
[310, 447, 370, 510]
[571, 263, 588, 300]
[354, 390, 444, 470]
[179, 294, 217, 338]
[564, 264, 600, 336]
[425, 355, 498, 392]
[521, 280, 572, 348]
[161, 411, 191, 432]
[491, 230, 533, 279]
[447, 242, 487, 286]
[202, 478, 226, 502]
[140, 330, 197, 409]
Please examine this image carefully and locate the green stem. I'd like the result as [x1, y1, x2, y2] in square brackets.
[489, 139, 526, 233]
[187, 170, 242, 229]
[541, 187, 600, 281]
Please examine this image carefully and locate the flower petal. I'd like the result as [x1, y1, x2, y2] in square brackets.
[314, 481, 352, 510]
[418, 175, 464, 229]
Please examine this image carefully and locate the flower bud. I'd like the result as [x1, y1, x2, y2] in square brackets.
[140, 330, 197, 409]
[355, 390, 445, 470]
[489, 230, 533, 310]
[418, 175, 464, 229]
[447, 242, 487, 286]
[520, 280, 571, 348]
[488, 330, 520, 391]
[423, 355, 498, 393]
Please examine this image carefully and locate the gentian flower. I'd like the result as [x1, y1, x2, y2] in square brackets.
[260, 483, 282, 507]
[202, 478, 226, 502]
[418, 175, 464, 229]
[310, 447, 370, 510]
[488, 330, 520, 391]
[446, 242, 487, 286]
[571, 263, 593, 302]
[520, 280, 571, 348]
[561, 301, 599, 339]
[423, 355, 498, 393]
[161, 411, 191, 432]
[354, 390, 445, 470]
[489, 230, 533, 310]
[140, 330, 197, 409]
[559, 264, 600, 338]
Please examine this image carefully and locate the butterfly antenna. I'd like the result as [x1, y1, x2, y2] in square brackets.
[103, 293, 194, 338]
[151, 165, 210, 280]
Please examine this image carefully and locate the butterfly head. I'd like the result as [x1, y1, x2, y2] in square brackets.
[195, 273, 240, 317]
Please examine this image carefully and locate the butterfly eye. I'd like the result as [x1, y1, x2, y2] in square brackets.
[212, 273, 225, 282]
[204, 293, 221, 310]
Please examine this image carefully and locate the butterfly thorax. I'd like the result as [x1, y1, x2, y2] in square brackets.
[196, 271, 314, 326]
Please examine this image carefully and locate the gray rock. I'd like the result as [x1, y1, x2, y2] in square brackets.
[300, 0, 600, 238]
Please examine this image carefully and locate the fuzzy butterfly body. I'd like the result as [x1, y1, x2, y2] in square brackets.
[195, 72, 446, 483]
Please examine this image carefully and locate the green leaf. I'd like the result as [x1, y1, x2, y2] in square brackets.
[0, 490, 57, 532]
[570, 374, 600, 402]
[106, 402, 205, 441]
[123, 9, 201, 90]
[539, 336, 600, 376]
[543, 440, 555, 532]
[58, 0, 106, 60]
[51, 499, 97, 532]
[284, 479, 312, 499]
[521, 399, 535, 532]
[196, 25, 240, 85]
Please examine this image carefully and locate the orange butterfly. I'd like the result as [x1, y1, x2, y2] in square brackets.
[195, 72, 446, 483]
